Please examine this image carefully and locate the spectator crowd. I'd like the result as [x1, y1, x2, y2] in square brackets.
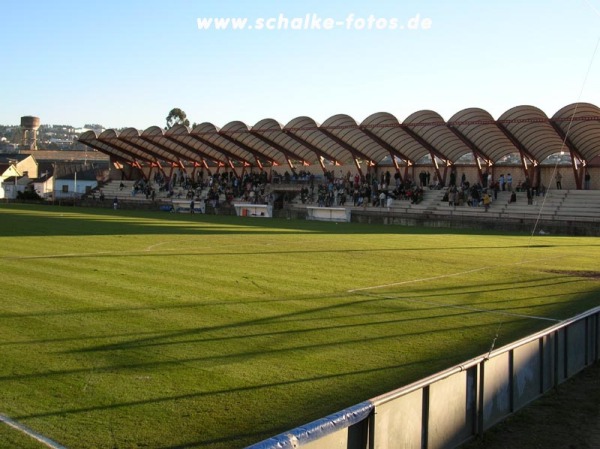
[105, 165, 558, 212]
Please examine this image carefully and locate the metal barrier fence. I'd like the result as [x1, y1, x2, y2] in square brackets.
[248, 306, 600, 449]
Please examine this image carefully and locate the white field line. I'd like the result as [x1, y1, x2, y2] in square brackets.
[1, 251, 115, 260]
[0, 413, 67, 449]
[348, 266, 491, 293]
[362, 292, 561, 323]
[2, 241, 271, 260]
[144, 241, 269, 252]
[347, 255, 567, 293]
[144, 241, 172, 251]
[347, 255, 569, 323]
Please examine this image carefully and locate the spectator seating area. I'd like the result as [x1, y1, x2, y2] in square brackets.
[92, 177, 600, 223]
[290, 185, 600, 222]
[429, 188, 600, 222]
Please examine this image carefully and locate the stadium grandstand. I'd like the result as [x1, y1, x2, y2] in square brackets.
[79, 103, 600, 189]
[77, 102, 600, 234]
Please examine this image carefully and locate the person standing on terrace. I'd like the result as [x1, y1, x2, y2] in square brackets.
[584, 171, 591, 190]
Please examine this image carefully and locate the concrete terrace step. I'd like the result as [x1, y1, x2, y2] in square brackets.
[430, 207, 502, 218]
[555, 213, 600, 220]
[559, 203, 600, 210]
[560, 201, 600, 208]
[390, 200, 429, 210]
[498, 213, 557, 221]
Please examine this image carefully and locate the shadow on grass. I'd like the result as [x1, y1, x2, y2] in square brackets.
[13, 356, 459, 421]
[2, 245, 567, 261]
[0, 275, 593, 351]
[7, 284, 598, 446]
[4, 285, 598, 448]
[2, 204, 600, 240]
[0, 275, 573, 349]
[65, 279, 581, 356]
[0, 274, 587, 322]
[0, 317, 516, 384]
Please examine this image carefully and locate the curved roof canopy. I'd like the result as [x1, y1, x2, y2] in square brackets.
[78, 103, 600, 171]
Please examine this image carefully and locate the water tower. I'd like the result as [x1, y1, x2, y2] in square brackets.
[20, 116, 41, 150]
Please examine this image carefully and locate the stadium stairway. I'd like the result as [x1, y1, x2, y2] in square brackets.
[495, 189, 566, 221]
[554, 189, 600, 221]
[497, 189, 600, 222]
[97, 180, 164, 202]
[426, 188, 600, 222]
[388, 189, 446, 213]
[96, 180, 215, 204]
[428, 189, 504, 218]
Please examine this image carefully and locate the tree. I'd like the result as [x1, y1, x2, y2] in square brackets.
[165, 108, 190, 129]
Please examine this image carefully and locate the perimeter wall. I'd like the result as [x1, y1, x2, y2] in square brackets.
[247, 306, 600, 449]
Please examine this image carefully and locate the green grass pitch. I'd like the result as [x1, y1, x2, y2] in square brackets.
[0, 204, 599, 449]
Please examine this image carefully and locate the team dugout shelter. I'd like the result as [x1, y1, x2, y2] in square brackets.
[79, 103, 600, 190]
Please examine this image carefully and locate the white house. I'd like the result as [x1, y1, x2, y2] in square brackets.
[54, 168, 99, 199]
[31, 162, 55, 199]
[0, 160, 23, 199]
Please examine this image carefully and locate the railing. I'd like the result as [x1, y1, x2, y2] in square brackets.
[247, 306, 599, 449]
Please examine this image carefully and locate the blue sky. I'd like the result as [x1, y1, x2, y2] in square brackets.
[1, 0, 599, 129]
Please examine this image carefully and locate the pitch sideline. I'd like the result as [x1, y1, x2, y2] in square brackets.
[0, 413, 67, 449]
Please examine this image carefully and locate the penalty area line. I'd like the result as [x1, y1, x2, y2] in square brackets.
[347, 255, 568, 293]
[0, 413, 68, 449]
[348, 266, 491, 293]
[362, 292, 561, 323]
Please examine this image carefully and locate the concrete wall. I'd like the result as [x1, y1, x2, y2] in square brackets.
[347, 209, 600, 236]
